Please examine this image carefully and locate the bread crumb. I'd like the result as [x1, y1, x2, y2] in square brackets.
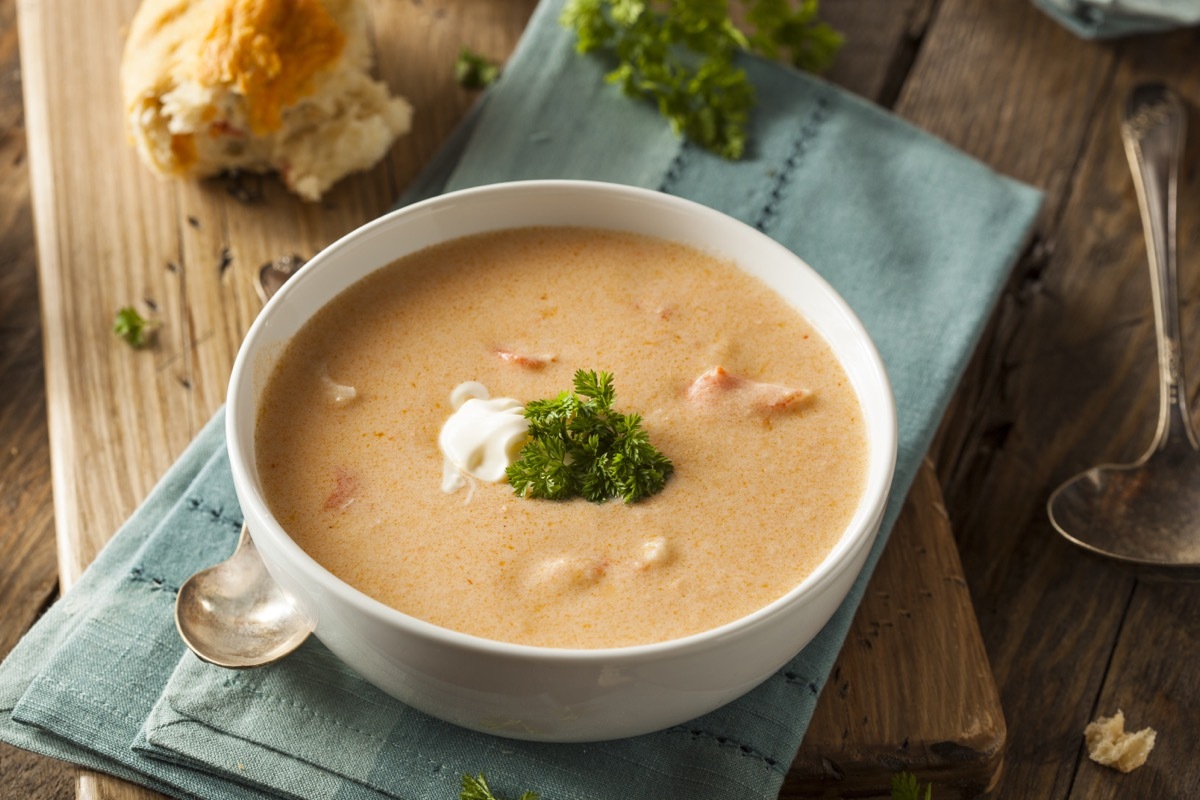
[1084, 709, 1156, 772]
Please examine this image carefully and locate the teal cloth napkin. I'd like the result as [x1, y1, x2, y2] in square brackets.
[1034, 0, 1199, 37]
[0, 1, 1042, 798]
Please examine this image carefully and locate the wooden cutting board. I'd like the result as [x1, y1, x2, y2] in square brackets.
[15, 0, 1003, 797]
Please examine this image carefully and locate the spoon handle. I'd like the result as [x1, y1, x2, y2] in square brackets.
[1121, 83, 1196, 452]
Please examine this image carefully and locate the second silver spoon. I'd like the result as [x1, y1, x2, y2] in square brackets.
[1047, 83, 1200, 580]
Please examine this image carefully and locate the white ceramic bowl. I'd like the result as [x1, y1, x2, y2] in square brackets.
[226, 180, 897, 742]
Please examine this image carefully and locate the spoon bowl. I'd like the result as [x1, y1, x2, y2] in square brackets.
[1048, 437, 1200, 581]
[1047, 83, 1200, 580]
[175, 524, 314, 667]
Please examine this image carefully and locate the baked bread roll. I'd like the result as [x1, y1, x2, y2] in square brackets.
[121, 0, 412, 201]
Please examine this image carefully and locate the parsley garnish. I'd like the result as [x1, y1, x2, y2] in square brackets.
[460, 773, 539, 800]
[112, 306, 156, 348]
[455, 46, 501, 89]
[560, 0, 842, 159]
[891, 771, 933, 800]
[506, 370, 673, 504]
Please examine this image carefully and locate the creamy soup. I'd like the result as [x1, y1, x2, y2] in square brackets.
[256, 227, 867, 648]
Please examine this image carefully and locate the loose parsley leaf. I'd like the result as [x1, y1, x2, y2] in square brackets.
[560, 0, 842, 159]
[460, 773, 539, 800]
[890, 771, 933, 800]
[112, 306, 156, 348]
[506, 370, 673, 504]
[744, 0, 843, 73]
[455, 46, 502, 90]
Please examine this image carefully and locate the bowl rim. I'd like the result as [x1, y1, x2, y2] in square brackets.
[226, 178, 898, 663]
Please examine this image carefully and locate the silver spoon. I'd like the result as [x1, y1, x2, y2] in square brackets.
[175, 523, 313, 667]
[175, 257, 314, 666]
[1047, 83, 1200, 581]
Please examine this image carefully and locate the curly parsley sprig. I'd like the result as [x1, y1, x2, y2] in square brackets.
[560, 0, 842, 159]
[506, 370, 674, 504]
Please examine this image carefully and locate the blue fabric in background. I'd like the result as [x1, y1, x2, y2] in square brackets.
[1033, 0, 1199, 38]
[0, 1, 1042, 798]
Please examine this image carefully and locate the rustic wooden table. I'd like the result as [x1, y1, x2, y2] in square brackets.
[2, 0, 1199, 798]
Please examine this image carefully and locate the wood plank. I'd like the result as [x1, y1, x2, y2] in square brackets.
[789, 461, 1004, 799]
[821, 0, 936, 105]
[0, 0, 73, 793]
[894, 1, 1129, 795]
[1053, 33, 1200, 800]
[1069, 581, 1200, 799]
[898, 0, 1200, 796]
[11, 0, 1004, 798]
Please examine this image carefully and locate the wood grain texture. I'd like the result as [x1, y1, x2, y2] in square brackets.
[8, 0, 1006, 798]
[1062, 37, 1200, 799]
[890, 6, 1132, 795]
[896, 1, 1200, 797]
[788, 462, 1004, 799]
[0, 0, 74, 794]
[1068, 580, 1200, 799]
[822, 0, 936, 106]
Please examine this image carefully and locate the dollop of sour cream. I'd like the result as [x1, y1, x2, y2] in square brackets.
[439, 381, 529, 496]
